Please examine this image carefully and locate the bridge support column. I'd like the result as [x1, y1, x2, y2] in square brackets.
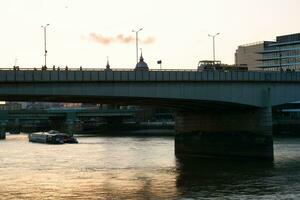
[64, 112, 77, 136]
[175, 107, 274, 160]
[0, 121, 6, 139]
[11, 118, 21, 134]
[64, 119, 74, 136]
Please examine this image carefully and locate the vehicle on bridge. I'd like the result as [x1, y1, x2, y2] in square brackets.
[28, 130, 78, 144]
[197, 60, 248, 71]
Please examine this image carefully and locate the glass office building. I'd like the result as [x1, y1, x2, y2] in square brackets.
[258, 33, 300, 71]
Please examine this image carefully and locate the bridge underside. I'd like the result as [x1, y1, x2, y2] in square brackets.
[0, 94, 255, 111]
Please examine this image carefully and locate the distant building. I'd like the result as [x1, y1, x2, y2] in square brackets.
[258, 33, 300, 71]
[63, 103, 82, 108]
[235, 42, 265, 70]
[0, 102, 22, 111]
[235, 33, 300, 71]
[26, 102, 63, 109]
[5, 102, 64, 110]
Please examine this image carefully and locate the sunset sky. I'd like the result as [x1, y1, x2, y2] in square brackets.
[0, 0, 299, 69]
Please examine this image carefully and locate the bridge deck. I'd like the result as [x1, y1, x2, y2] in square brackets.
[0, 70, 299, 82]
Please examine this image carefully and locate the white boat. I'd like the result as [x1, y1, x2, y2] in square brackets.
[28, 130, 78, 144]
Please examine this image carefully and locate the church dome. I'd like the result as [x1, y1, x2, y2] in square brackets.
[135, 53, 149, 71]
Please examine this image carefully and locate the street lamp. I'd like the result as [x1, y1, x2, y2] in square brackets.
[41, 24, 50, 67]
[208, 33, 220, 62]
[132, 28, 143, 65]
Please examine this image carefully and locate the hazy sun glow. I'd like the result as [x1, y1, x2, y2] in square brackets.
[0, 0, 299, 69]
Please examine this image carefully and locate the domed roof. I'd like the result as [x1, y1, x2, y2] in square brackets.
[135, 53, 149, 71]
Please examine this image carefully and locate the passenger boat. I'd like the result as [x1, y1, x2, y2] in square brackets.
[28, 130, 78, 144]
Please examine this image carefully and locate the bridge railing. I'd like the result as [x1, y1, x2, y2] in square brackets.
[0, 68, 299, 82]
[1, 67, 200, 72]
[1, 66, 300, 72]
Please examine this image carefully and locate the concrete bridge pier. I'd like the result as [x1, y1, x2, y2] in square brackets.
[64, 119, 75, 136]
[64, 113, 77, 136]
[11, 118, 21, 134]
[175, 107, 274, 160]
[0, 121, 7, 139]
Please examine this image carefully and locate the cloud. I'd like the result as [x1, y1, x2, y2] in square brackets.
[116, 34, 135, 44]
[89, 33, 114, 45]
[88, 33, 155, 45]
[142, 37, 155, 44]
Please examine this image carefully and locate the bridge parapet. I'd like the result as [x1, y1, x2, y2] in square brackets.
[0, 70, 299, 82]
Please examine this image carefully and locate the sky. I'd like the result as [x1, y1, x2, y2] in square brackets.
[0, 0, 299, 69]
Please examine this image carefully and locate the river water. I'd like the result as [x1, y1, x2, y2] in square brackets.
[1, 134, 300, 200]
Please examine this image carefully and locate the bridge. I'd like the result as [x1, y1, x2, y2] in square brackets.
[0, 107, 137, 133]
[1, 68, 300, 160]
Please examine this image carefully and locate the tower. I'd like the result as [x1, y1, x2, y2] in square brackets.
[134, 52, 149, 71]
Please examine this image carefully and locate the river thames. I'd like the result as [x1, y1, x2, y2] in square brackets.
[1, 134, 300, 199]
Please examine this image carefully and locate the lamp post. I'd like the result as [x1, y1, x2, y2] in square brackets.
[208, 33, 220, 62]
[132, 28, 143, 65]
[157, 60, 162, 70]
[14, 58, 18, 67]
[41, 24, 50, 67]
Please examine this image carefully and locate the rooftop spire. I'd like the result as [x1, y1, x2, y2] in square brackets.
[139, 48, 144, 61]
[106, 56, 110, 69]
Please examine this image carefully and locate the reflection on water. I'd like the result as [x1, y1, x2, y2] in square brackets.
[1, 135, 300, 199]
[176, 157, 275, 199]
[0, 135, 177, 200]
